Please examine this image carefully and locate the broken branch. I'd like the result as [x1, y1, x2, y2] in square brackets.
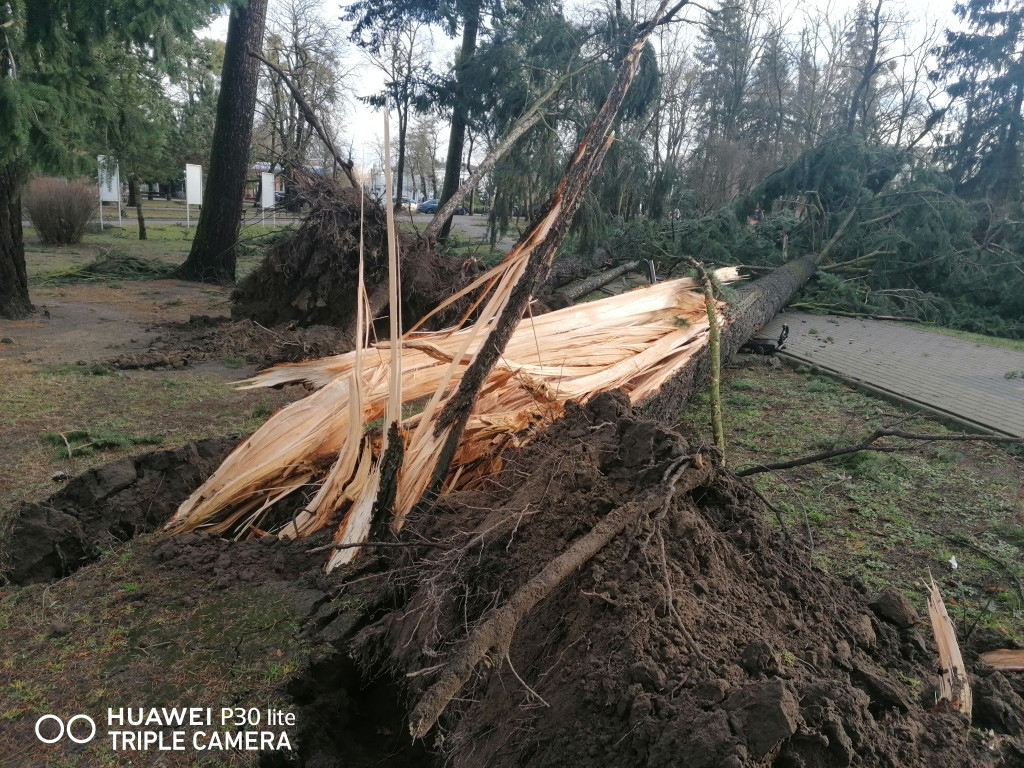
[926, 578, 973, 717]
[737, 429, 1024, 477]
[248, 48, 358, 188]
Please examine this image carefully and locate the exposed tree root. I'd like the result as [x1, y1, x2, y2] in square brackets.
[407, 449, 716, 739]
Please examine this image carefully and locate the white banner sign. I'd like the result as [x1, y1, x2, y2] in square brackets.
[185, 164, 203, 205]
[97, 155, 120, 202]
[261, 172, 276, 209]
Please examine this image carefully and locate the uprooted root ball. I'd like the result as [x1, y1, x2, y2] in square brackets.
[353, 392, 1023, 768]
[231, 179, 483, 332]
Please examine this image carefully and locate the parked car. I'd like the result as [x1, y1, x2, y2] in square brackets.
[392, 196, 414, 211]
[416, 199, 468, 215]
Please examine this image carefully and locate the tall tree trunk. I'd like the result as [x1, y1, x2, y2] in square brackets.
[0, 163, 31, 319]
[173, 0, 269, 283]
[436, 3, 481, 241]
[395, 102, 408, 208]
[130, 179, 148, 241]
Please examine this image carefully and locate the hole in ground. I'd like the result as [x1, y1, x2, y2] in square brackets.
[260, 651, 432, 768]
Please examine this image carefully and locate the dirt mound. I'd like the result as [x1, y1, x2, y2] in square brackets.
[349, 392, 1024, 767]
[230, 179, 484, 332]
[2, 438, 237, 584]
[108, 316, 353, 370]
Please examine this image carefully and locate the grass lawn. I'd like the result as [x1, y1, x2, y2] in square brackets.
[25, 223, 295, 283]
[679, 362, 1024, 639]
[915, 324, 1024, 353]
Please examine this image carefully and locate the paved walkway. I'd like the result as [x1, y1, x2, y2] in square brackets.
[759, 312, 1024, 437]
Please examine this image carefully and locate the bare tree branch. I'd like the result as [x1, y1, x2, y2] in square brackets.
[248, 46, 359, 188]
[738, 428, 1023, 477]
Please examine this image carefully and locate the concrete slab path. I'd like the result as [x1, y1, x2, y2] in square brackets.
[759, 312, 1024, 437]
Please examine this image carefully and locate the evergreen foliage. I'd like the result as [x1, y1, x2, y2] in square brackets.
[934, 0, 1024, 206]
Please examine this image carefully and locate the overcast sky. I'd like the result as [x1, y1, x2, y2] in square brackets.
[200, 0, 958, 182]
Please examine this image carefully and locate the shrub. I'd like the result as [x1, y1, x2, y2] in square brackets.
[24, 177, 97, 245]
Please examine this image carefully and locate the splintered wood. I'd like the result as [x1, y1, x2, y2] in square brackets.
[927, 578, 973, 717]
[979, 650, 1024, 671]
[166, 267, 739, 570]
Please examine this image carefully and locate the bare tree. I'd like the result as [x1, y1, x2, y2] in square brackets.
[362, 21, 433, 208]
[254, 0, 353, 203]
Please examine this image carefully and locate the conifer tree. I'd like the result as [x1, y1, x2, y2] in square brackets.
[174, 0, 270, 283]
[936, 0, 1024, 206]
[0, 0, 217, 318]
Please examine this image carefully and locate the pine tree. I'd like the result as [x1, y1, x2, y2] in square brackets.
[0, 0, 217, 318]
[174, 0, 269, 283]
[936, 0, 1024, 205]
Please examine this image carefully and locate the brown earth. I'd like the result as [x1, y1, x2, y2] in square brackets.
[5, 391, 1024, 767]
[3, 255, 1024, 766]
[347, 392, 1024, 767]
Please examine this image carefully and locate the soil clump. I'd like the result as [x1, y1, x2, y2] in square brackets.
[230, 180, 483, 333]
[3, 438, 238, 584]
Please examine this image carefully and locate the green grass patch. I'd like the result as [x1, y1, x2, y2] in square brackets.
[678, 363, 1024, 638]
[42, 363, 118, 377]
[916, 325, 1024, 353]
[0, 537, 325, 766]
[41, 425, 164, 460]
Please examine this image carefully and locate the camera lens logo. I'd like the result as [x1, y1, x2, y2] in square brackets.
[35, 714, 96, 744]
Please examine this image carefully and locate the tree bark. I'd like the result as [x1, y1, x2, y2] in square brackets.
[554, 259, 640, 302]
[130, 179, 148, 241]
[395, 103, 408, 209]
[174, 0, 269, 283]
[435, 3, 481, 241]
[639, 253, 822, 423]
[0, 163, 31, 319]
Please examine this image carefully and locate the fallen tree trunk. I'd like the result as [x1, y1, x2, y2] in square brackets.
[554, 259, 641, 303]
[640, 253, 822, 422]
[174, 1, 854, 566]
